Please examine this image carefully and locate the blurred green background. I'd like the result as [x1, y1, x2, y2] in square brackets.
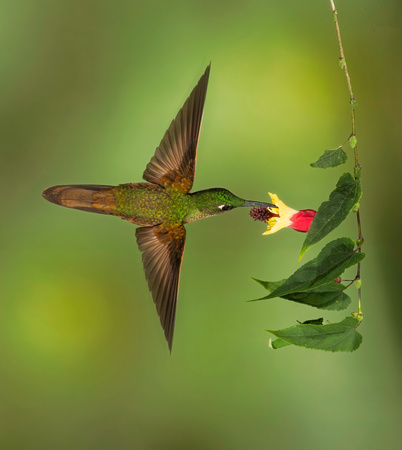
[1, 1, 401, 449]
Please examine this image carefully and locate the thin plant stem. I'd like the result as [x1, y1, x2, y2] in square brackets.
[330, 0, 363, 321]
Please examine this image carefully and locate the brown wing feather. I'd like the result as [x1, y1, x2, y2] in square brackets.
[135, 224, 186, 351]
[143, 64, 210, 193]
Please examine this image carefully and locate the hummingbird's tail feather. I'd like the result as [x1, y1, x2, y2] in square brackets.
[42, 185, 117, 215]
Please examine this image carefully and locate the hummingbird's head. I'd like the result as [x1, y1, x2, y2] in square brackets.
[192, 189, 276, 218]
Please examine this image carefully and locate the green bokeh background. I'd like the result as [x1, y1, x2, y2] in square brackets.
[1, 1, 401, 448]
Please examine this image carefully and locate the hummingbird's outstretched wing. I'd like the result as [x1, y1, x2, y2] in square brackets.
[142, 64, 210, 194]
[135, 224, 186, 351]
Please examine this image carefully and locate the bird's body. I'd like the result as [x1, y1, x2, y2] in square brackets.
[43, 65, 274, 350]
[46, 183, 247, 225]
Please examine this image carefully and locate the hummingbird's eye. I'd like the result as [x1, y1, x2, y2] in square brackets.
[218, 204, 233, 211]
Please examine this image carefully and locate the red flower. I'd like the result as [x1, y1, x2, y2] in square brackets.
[289, 209, 317, 232]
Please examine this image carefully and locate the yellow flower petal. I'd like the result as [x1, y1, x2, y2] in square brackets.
[262, 193, 299, 235]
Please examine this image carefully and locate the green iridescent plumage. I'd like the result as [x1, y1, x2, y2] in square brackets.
[42, 65, 274, 351]
[113, 184, 247, 225]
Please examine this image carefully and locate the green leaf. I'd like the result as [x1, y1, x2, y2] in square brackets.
[267, 317, 362, 352]
[349, 135, 357, 149]
[284, 283, 351, 311]
[266, 238, 365, 299]
[269, 338, 291, 349]
[251, 278, 285, 293]
[299, 318, 324, 325]
[300, 173, 362, 258]
[252, 279, 351, 310]
[310, 149, 347, 168]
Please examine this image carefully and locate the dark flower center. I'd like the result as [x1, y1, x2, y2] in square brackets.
[250, 207, 279, 222]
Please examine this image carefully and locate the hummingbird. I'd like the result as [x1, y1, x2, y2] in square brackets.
[42, 64, 275, 350]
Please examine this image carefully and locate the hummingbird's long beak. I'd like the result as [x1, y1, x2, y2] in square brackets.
[242, 200, 277, 209]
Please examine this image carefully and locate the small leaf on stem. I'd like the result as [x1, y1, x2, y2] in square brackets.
[349, 135, 357, 149]
[311, 148, 347, 169]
